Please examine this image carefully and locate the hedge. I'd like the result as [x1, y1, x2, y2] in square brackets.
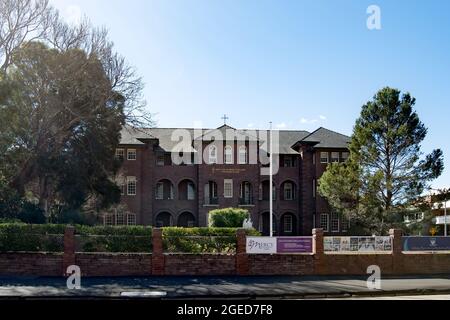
[0, 224, 260, 253]
[162, 227, 260, 253]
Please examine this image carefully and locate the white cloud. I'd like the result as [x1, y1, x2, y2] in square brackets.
[276, 122, 287, 129]
[319, 115, 327, 120]
[300, 117, 318, 124]
[247, 123, 255, 128]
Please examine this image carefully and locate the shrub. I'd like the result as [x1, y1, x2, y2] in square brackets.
[162, 227, 259, 253]
[208, 208, 250, 228]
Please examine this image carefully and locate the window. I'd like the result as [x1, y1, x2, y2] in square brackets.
[187, 182, 195, 200]
[284, 215, 293, 233]
[320, 213, 329, 232]
[320, 152, 329, 163]
[312, 179, 316, 198]
[341, 216, 349, 232]
[116, 213, 125, 226]
[283, 156, 292, 167]
[341, 152, 349, 162]
[313, 154, 316, 165]
[156, 153, 165, 166]
[127, 176, 136, 196]
[155, 182, 163, 199]
[127, 149, 137, 160]
[104, 214, 114, 226]
[238, 146, 247, 164]
[224, 146, 233, 164]
[331, 152, 339, 163]
[115, 148, 124, 160]
[209, 145, 217, 164]
[127, 214, 136, 225]
[224, 179, 233, 198]
[331, 213, 340, 232]
[284, 182, 293, 200]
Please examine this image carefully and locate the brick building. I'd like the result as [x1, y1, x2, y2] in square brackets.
[108, 124, 351, 236]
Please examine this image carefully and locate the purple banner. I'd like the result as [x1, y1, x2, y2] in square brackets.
[403, 237, 450, 251]
[276, 237, 313, 253]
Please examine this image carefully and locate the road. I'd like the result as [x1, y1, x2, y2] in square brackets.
[1, 275, 450, 299]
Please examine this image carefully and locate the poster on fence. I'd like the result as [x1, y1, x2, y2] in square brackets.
[246, 237, 277, 254]
[277, 237, 313, 253]
[403, 237, 450, 251]
[324, 236, 392, 252]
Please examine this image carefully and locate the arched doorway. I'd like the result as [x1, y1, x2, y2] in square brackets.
[155, 212, 172, 227]
[280, 213, 297, 236]
[177, 212, 196, 227]
[259, 212, 277, 236]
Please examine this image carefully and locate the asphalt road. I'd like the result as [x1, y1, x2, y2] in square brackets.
[1, 275, 450, 299]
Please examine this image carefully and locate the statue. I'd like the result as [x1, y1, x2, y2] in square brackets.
[242, 217, 253, 229]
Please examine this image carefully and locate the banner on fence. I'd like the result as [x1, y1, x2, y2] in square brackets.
[403, 237, 450, 251]
[246, 237, 313, 254]
[324, 236, 392, 252]
[277, 237, 313, 253]
[246, 237, 277, 254]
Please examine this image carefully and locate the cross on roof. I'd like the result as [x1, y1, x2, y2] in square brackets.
[221, 114, 229, 125]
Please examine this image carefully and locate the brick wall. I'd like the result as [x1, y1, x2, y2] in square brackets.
[165, 254, 235, 275]
[76, 253, 152, 277]
[0, 252, 63, 276]
[2, 227, 450, 277]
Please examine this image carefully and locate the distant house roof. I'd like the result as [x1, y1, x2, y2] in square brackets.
[119, 125, 349, 154]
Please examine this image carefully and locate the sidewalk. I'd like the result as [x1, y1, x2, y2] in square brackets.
[1, 275, 450, 298]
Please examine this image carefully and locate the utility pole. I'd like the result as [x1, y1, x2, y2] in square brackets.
[269, 122, 273, 237]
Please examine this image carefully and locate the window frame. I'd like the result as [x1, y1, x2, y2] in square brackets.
[127, 176, 137, 196]
[238, 146, 248, 164]
[209, 145, 217, 164]
[127, 149, 137, 161]
[331, 152, 339, 163]
[331, 212, 340, 232]
[224, 145, 233, 164]
[283, 215, 293, 233]
[115, 148, 125, 160]
[224, 179, 233, 198]
[320, 152, 329, 164]
[320, 213, 330, 232]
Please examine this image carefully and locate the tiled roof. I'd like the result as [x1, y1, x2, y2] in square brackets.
[119, 125, 349, 154]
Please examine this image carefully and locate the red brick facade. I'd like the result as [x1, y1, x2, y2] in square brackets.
[113, 126, 351, 236]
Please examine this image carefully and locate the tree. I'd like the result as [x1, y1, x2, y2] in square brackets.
[208, 208, 250, 228]
[319, 87, 444, 234]
[0, 0, 56, 72]
[0, 42, 125, 213]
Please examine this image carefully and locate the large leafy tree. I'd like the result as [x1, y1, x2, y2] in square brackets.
[0, 42, 125, 213]
[319, 87, 444, 234]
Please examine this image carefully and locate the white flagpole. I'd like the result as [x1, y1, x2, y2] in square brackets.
[269, 122, 273, 237]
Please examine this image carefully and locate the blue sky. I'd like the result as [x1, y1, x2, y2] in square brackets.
[50, 0, 450, 188]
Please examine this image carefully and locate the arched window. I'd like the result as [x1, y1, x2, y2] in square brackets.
[209, 145, 217, 164]
[224, 146, 233, 164]
[238, 146, 247, 164]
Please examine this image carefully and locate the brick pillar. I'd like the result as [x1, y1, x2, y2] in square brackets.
[389, 228, 403, 274]
[236, 229, 249, 276]
[63, 226, 75, 276]
[152, 228, 165, 275]
[312, 228, 325, 274]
